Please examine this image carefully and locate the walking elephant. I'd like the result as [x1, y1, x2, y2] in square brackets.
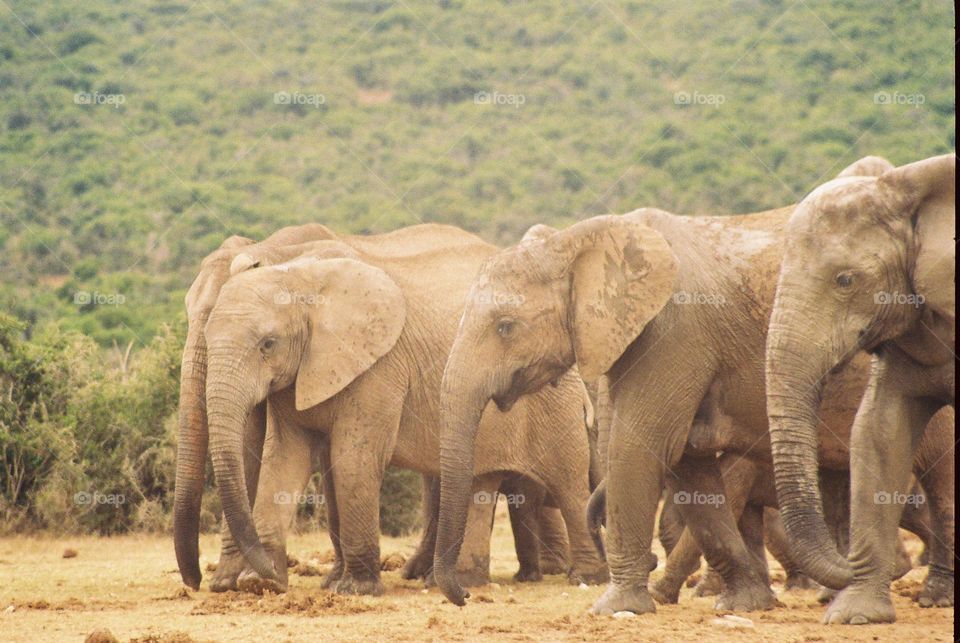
[766, 153, 955, 623]
[174, 224, 588, 593]
[432, 157, 953, 613]
[198, 228, 606, 596]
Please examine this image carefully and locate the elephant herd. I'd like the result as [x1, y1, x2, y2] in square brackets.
[173, 153, 954, 626]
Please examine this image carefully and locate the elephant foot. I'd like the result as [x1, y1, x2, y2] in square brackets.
[540, 555, 569, 576]
[320, 558, 345, 589]
[817, 587, 838, 604]
[823, 582, 895, 624]
[456, 567, 490, 588]
[237, 569, 287, 595]
[513, 566, 543, 583]
[209, 553, 247, 592]
[400, 551, 432, 581]
[334, 574, 385, 596]
[917, 568, 954, 607]
[650, 576, 681, 604]
[715, 580, 776, 612]
[568, 563, 609, 585]
[783, 571, 818, 591]
[693, 569, 725, 597]
[591, 583, 656, 615]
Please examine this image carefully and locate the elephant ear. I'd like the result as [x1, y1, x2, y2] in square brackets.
[521, 223, 558, 242]
[546, 215, 678, 380]
[880, 154, 956, 322]
[230, 252, 260, 275]
[836, 155, 894, 178]
[291, 257, 406, 410]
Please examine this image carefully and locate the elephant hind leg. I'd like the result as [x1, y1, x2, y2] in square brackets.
[401, 475, 439, 581]
[913, 406, 954, 608]
[671, 454, 775, 612]
[764, 508, 818, 591]
[502, 475, 547, 582]
[536, 503, 571, 575]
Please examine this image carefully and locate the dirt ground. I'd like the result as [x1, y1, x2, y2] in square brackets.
[0, 502, 952, 642]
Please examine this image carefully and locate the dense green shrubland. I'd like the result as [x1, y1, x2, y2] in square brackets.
[0, 1, 953, 533]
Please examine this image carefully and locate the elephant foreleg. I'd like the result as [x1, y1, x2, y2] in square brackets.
[452, 476, 499, 587]
[824, 350, 944, 625]
[239, 412, 315, 594]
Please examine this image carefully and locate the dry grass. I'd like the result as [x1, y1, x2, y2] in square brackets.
[0, 503, 952, 642]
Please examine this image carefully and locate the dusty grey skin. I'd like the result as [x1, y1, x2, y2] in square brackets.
[765, 153, 956, 624]
[434, 157, 954, 615]
[200, 227, 605, 597]
[174, 225, 571, 592]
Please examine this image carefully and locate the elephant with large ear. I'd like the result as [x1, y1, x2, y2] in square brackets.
[175, 224, 340, 590]
[766, 153, 956, 624]
[434, 216, 678, 606]
[175, 224, 571, 591]
[436, 162, 954, 614]
[201, 229, 606, 596]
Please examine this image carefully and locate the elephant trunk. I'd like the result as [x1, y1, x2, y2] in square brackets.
[205, 354, 277, 582]
[765, 299, 853, 590]
[173, 324, 208, 590]
[434, 358, 491, 607]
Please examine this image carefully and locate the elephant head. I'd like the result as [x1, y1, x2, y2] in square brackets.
[200, 253, 405, 581]
[174, 225, 340, 589]
[174, 234, 254, 590]
[433, 215, 678, 605]
[765, 153, 955, 589]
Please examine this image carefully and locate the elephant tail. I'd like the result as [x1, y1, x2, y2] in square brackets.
[586, 479, 606, 561]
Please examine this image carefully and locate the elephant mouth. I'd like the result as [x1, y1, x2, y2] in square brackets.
[493, 361, 571, 412]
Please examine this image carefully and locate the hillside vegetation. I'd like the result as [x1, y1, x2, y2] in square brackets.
[0, 0, 953, 344]
[0, 1, 953, 533]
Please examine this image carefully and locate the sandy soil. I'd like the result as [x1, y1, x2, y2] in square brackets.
[0, 503, 952, 642]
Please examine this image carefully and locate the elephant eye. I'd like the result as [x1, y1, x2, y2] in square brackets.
[835, 271, 855, 288]
[260, 338, 277, 353]
[496, 319, 515, 338]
